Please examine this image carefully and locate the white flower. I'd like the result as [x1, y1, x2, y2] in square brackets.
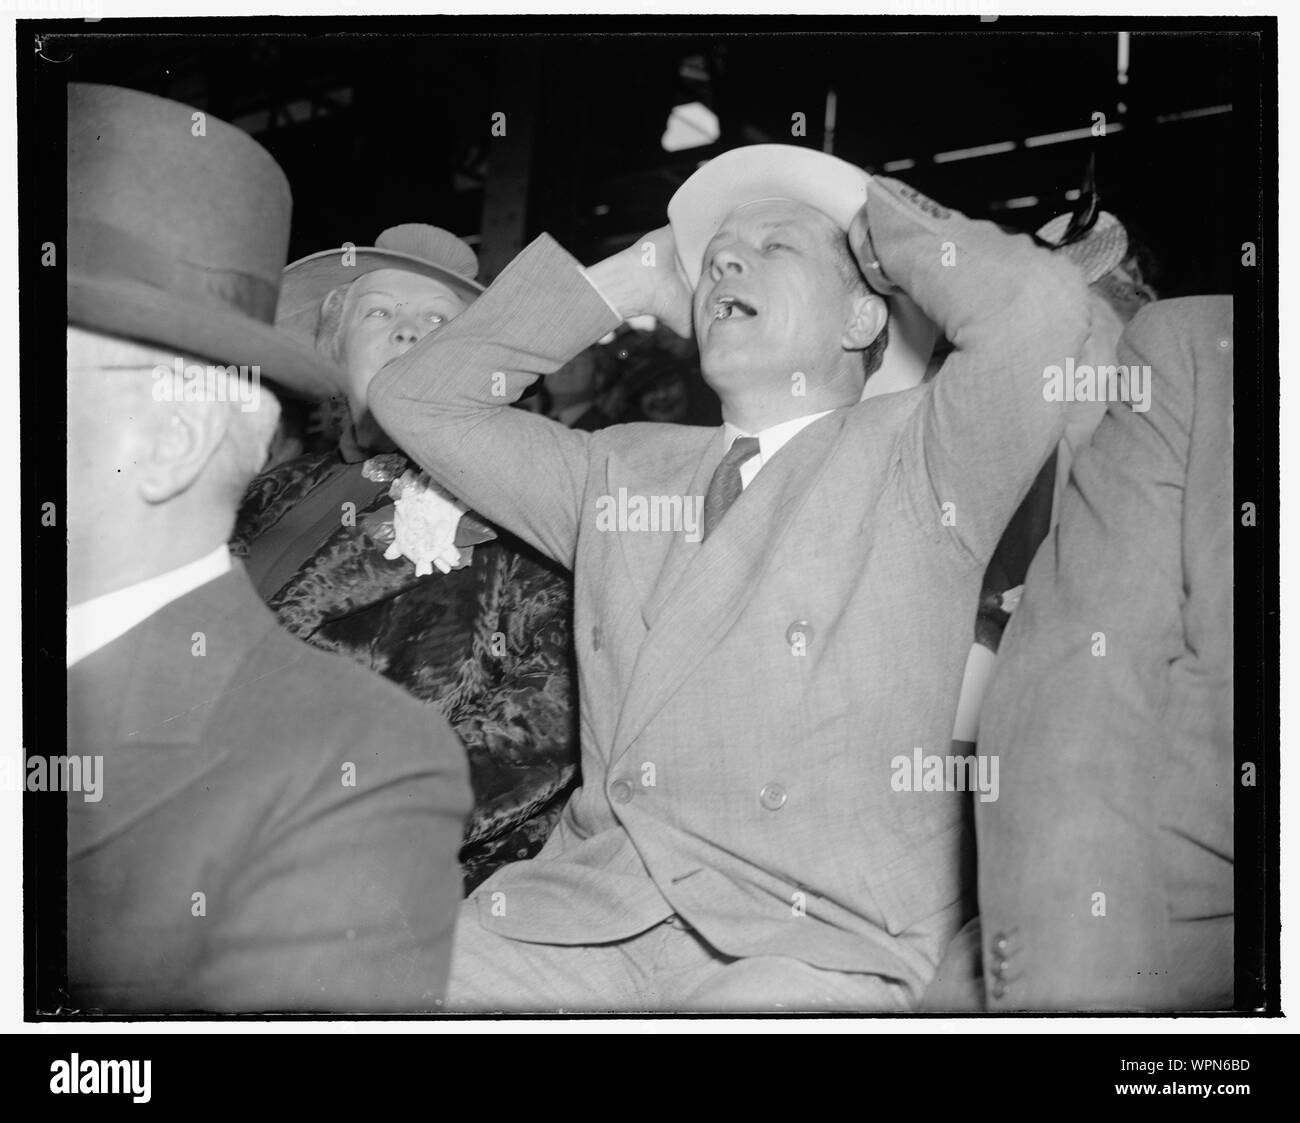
[382, 470, 470, 576]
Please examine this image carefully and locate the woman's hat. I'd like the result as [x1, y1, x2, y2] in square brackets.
[274, 224, 485, 395]
[66, 82, 344, 397]
[1035, 209, 1129, 285]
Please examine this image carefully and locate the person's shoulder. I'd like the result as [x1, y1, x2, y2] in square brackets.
[233, 447, 344, 548]
[246, 447, 340, 498]
[847, 384, 930, 435]
[594, 418, 716, 447]
[1119, 296, 1233, 414]
[218, 621, 463, 774]
[1123, 296, 1232, 357]
[589, 419, 717, 474]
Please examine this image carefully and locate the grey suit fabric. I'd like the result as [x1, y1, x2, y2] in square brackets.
[973, 296, 1235, 1011]
[65, 564, 471, 1012]
[370, 176, 1089, 1005]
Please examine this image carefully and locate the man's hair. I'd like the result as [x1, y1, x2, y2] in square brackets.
[828, 231, 890, 379]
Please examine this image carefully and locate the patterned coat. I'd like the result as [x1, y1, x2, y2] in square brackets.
[232, 445, 579, 890]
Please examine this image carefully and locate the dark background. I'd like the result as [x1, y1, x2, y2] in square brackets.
[51, 26, 1248, 296]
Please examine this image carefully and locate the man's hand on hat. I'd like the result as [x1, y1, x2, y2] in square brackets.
[587, 225, 694, 339]
[848, 204, 903, 298]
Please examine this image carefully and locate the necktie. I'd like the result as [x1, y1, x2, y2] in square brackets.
[702, 436, 760, 540]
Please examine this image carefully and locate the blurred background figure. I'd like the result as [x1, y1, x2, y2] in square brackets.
[542, 323, 721, 430]
[545, 342, 620, 429]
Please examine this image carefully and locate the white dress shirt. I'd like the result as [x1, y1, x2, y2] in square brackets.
[67, 544, 232, 668]
[722, 411, 834, 489]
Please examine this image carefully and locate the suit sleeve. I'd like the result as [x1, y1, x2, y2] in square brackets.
[864, 177, 1091, 563]
[195, 696, 472, 1013]
[368, 235, 624, 568]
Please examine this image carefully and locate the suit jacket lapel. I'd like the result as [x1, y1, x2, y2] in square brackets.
[641, 429, 727, 627]
[605, 430, 724, 629]
[66, 567, 272, 859]
[612, 410, 848, 758]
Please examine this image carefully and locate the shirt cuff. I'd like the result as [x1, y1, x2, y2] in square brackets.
[579, 267, 625, 321]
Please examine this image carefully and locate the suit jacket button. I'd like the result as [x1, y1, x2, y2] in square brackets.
[990, 980, 1006, 1000]
[785, 620, 814, 648]
[610, 778, 634, 804]
[992, 931, 1012, 954]
[591, 625, 602, 651]
[759, 782, 788, 810]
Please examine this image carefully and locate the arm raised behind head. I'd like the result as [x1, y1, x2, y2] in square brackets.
[369, 234, 623, 568]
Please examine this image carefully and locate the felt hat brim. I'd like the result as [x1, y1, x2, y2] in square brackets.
[68, 270, 345, 399]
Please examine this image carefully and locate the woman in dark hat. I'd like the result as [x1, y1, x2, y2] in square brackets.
[231, 225, 578, 891]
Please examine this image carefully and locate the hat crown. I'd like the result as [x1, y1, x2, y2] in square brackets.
[67, 82, 293, 325]
[374, 224, 479, 281]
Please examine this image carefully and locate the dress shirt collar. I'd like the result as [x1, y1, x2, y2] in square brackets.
[722, 410, 834, 488]
[67, 544, 232, 668]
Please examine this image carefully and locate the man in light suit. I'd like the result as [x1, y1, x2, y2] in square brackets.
[971, 297, 1234, 1010]
[371, 145, 1090, 1010]
[63, 83, 470, 1012]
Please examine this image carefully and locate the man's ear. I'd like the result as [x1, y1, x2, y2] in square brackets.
[137, 399, 230, 504]
[841, 291, 888, 352]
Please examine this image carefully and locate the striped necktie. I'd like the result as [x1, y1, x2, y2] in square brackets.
[702, 436, 761, 540]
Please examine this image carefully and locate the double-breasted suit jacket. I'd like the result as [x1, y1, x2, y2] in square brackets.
[370, 176, 1089, 999]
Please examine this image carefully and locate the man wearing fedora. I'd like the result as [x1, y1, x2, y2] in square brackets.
[232, 225, 578, 891]
[64, 83, 470, 1011]
[370, 144, 1091, 1010]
